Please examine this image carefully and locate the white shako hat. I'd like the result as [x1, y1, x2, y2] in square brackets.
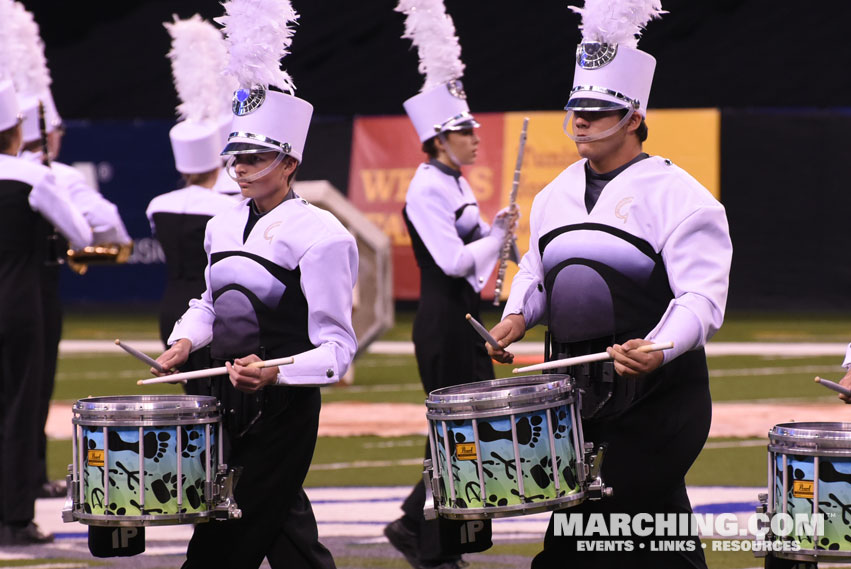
[397, 0, 478, 143]
[0, 1, 54, 142]
[216, 0, 312, 162]
[169, 121, 222, 174]
[20, 90, 61, 143]
[564, 0, 664, 117]
[0, 80, 20, 131]
[164, 14, 235, 174]
[221, 88, 313, 162]
[403, 80, 477, 143]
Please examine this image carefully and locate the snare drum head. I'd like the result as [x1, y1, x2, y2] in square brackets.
[427, 375, 573, 416]
[770, 422, 851, 452]
[74, 395, 219, 415]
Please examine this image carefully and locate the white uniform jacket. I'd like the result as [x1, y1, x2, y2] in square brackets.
[404, 161, 504, 292]
[504, 156, 732, 363]
[169, 195, 358, 386]
[0, 153, 92, 249]
[145, 184, 240, 235]
[22, 151, 130, 245]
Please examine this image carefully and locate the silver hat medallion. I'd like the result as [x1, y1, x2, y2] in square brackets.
[576, 42, 618, 69]
[232, 86, 266, 116]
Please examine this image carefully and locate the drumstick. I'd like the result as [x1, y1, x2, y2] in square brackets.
[136, 356, 295, 386]
[465, 313, 501, 350]
[512, 341, 674, 374]
[115, 339, 165, 373]
[814, 376, 851, 398]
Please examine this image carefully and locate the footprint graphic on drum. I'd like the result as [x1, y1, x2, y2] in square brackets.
[478, 416, 543, 448]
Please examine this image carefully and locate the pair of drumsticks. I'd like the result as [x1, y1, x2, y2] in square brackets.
[464, 314, 673, 373]
[114, 339, 293, 386]
[466, 315, 851, 396]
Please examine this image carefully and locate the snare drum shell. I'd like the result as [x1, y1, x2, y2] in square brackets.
[72, 395, 220, 526]
[768, 422, 851, 558]
[81, 424, 214, 517]
[427, 376, 585, 519]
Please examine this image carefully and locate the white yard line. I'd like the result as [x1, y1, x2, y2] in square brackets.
[58, 340, 850, 357]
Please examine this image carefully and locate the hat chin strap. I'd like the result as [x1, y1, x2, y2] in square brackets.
[225, 152, 285, 183]
[437, 132, 463, 170]
[563, 108, 636, 143]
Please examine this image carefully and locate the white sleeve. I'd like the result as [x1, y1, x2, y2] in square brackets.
[28, 172, 93, 250]
[406, 188, 500, 284]
[145, 202, 156, 237]
[842, 344, 851, 369]
[167, 228, 215, 350]
[502, 205, 546, 327]
[646, 204, 732, 362]
[276, 232, 358, 386]
[66, 174, 132, 244]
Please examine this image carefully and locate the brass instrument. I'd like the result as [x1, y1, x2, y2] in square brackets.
[492, 117, 529, 306]
[38, 100, 134, 274]
[66, 242, 134, 275]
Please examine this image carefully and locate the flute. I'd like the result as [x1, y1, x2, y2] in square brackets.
[492, 117, 529, 306]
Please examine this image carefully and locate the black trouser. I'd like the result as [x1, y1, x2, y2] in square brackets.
[182, 382, 334, 569]
[0, 303, 42, 523]
[404, 291, 494, 562]
[532, 352, 712, 569]
[35, 267, 62, 486]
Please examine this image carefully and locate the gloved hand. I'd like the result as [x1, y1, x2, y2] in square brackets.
[489, 205, 521, 240]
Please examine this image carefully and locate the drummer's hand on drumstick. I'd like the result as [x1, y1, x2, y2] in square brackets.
[838, 369, 851, 403]
[607, 339, 664, 379]
[151, 339, 191, 377]
[226, 354, 278, 393]
[487, 314, 526, 364]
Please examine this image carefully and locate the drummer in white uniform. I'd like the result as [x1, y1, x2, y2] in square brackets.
[152, 1, 356, 566]
[487, 2, 732, 567]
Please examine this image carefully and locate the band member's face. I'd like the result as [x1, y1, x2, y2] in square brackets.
[572, 110, 631, 161]
[232, 151, 289, 199]
[442, 128, 479, 166]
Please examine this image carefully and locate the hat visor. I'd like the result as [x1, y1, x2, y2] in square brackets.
[444, 117, 481, 132]
[220, 137, 282, 156]
[564, 94, 630, 112]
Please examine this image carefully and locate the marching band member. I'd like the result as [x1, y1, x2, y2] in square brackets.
[487, 1, 732, 567]
[153, 1, 356, 567]
[146, 15, 240, 386]
[0, 79, 91, 546]
[385, 1, 515, 567]
[0, 0, 130, 500]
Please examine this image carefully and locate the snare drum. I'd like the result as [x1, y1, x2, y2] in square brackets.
[424, 375, 607, 520]
[757, 422, 851, 562]
[63, 395, 240, 527]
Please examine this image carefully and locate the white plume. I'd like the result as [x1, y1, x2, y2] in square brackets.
[215, 0, 298, 94]
[165, 14, 235, 122]
[396, 0, 465, 92]
[570, 0, 665, 48]
[0, 0, 51, 97]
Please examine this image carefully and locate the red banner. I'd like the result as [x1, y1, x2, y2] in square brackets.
[348, 114, 505, 300]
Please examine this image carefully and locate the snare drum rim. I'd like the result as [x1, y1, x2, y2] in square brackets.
[72, 509, 217, 527]
[73, 395, 220, 426]
[426, 375, 574, 414]
[769, 422, 851, 453]
[437, 490, 586, 520]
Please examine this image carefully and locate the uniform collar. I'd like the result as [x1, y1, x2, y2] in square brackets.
[428, 158, 461, 179]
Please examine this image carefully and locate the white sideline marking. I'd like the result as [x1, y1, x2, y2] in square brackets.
[58, 340, 851, 358]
